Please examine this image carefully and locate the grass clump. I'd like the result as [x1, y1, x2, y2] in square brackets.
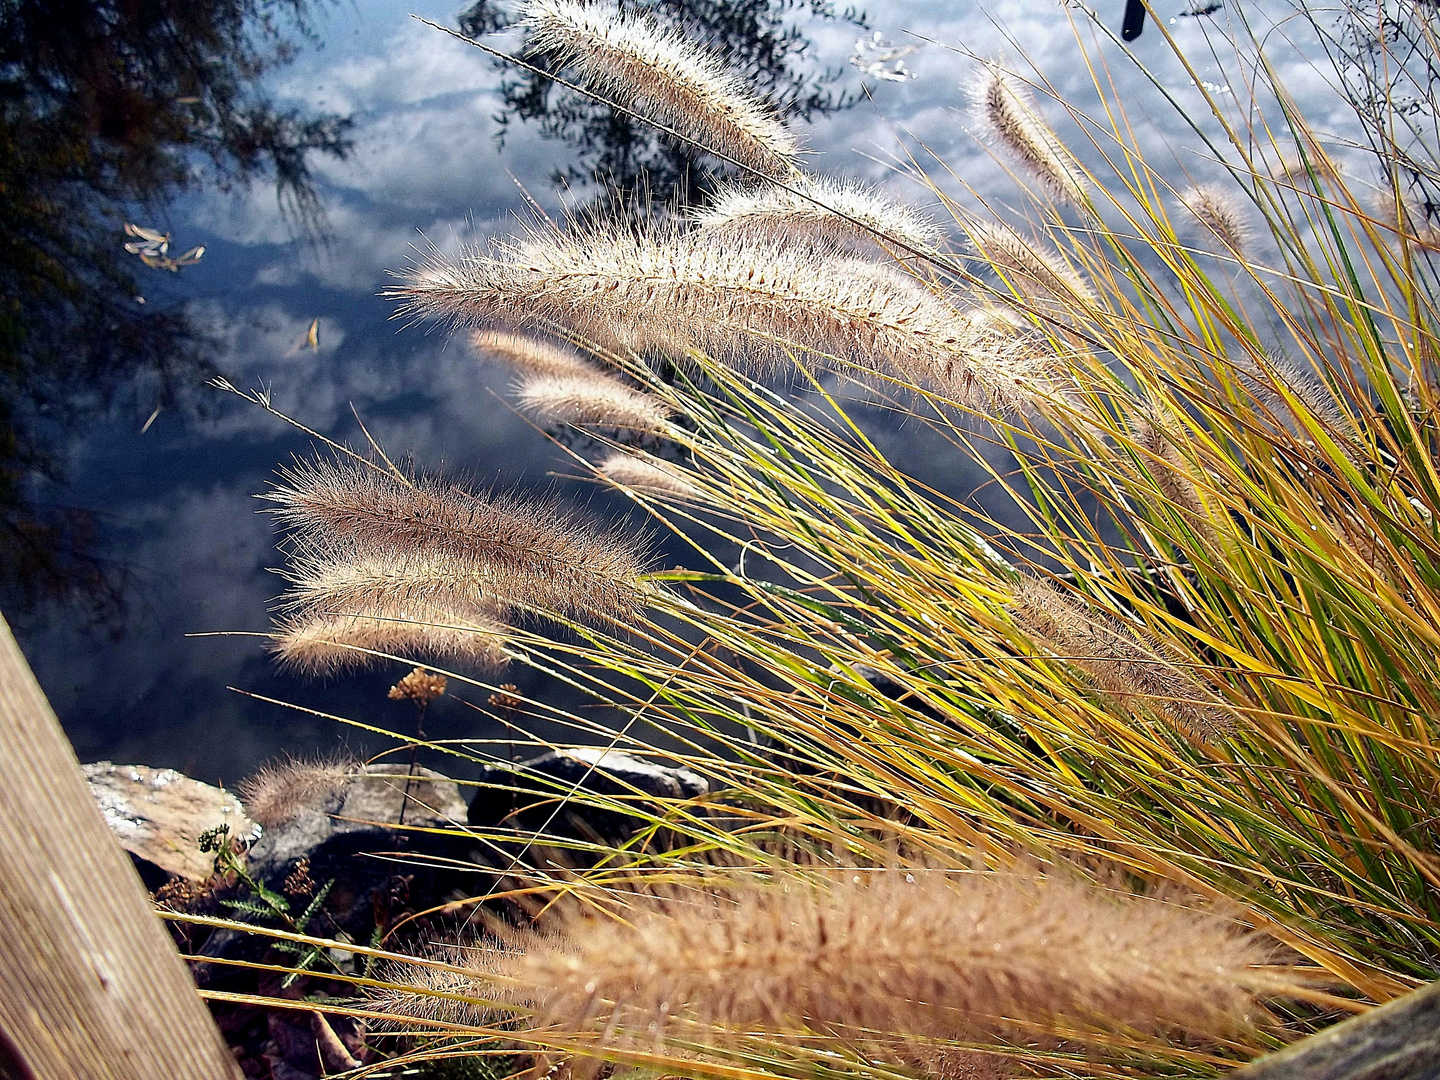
[197, 1, 1440, 1076]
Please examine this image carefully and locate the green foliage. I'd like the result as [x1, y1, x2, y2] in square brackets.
[200, 824, 339, 988]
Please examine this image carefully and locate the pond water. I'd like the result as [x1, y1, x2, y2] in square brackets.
[11, 0, 1348, 785]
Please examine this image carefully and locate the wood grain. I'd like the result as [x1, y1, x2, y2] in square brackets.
[1234, 981, 1440, 1080]
[0, 613, 240, 1078]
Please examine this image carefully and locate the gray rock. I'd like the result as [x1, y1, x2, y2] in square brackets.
[468, 748, 709, 844]
[84, 761, 255, 883]
[245, 764, 468, 882]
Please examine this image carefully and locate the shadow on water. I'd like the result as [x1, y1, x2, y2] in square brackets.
[0, 0, 350, 630]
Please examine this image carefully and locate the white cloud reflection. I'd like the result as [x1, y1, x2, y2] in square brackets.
[24, 0, 1377, 778]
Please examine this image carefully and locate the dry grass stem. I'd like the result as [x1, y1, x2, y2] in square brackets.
[269, 604, 511, 675]
[510, 868, 1279, 1052]
[394, 226, 1057, 413]
[520, 0, 798, 178]
[695, 177, 946, 253]
[971, 63, 1088, 207]
[471, 329, 602, 379]
[518, 373, 672, 432]
[237, 753, 359, 828]
[1010, 577, 1235, 740]
[1177, 184, 1252, 254]
[598, 452, 701, 498]
[266, 458, 651, 622]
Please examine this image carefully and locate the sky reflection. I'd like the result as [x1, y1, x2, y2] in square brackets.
[16, 0, 1350, 784]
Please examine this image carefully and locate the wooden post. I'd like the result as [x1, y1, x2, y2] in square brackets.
[1233, 981, 1440, 1080]
[0, 613, 240, 1078]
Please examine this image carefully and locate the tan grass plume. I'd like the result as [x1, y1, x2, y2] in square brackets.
[237, 753, 359, 829]
[695, 176, 946, 253]
[1381, 190, 1440, 251]
[1010, 577, 1235, 741]
[518, 373, 672, 432]
[965, 220, 1097, 316]
[1232, 350, 1365, 469]
[368, 941, 524, 1030]
[270, 603, 510, 676]
[393, 226, 1058, 414]
[506, 867, 1279, 1052]
[1131, 414, 1223, 550]
[1177, 183, 1252, 254]
[265, 457, 650, 622]
[971, 62, 1088, 208]
[520, 0, 799, 179]
[471, 328, 602, 379]
[598, 451, 701, 498]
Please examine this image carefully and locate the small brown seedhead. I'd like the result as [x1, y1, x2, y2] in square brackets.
[488, 682, 523, 711]
[389, 666, 449, 707]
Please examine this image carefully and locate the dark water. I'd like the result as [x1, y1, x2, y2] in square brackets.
[7, 0, 1308, 785]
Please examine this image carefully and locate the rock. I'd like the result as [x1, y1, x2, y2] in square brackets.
[244, 764, 468, 880]
[84, 762, 255, 885]
[468, 748, 709, 844]
[224, 764, 478, 951]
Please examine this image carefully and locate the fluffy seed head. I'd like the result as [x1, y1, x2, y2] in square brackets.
[270, 603, 510, 676]
[520, 0, 799, 178]
[971, 63, 1088, 207]
[265, 458, 651, 622]
[1381, 190, 1440, 251]
[368, 941, 526, 1029]
[599, 452, 701, 498]
[1010, 577, 1236, 741]
[471, 328, 601, 379]
[1132, 415, 1222, 549]
[392, 225, 1058, 415]
[518, 373, 672, 432]
[1232, 351, 1365, 469]
[1177, 183, 1252, 254]
[509, 868, 1278, 1051]
[237, 753, 359, 828]
[695, 177, 946, 253]
[966, 221, 1097, 315]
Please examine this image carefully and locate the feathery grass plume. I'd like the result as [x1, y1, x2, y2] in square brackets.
[393, 225, 1056, 414]
[1131, 414, 1223, 550]
[237, 753, 359, 828]
[1009, 577, 1235, 741]
[1380, 189, 1440, 252]
[270, 604, 510, 676]
[694, 176, 946, 253]
[1274, 145, 1340, 187]
[964, 220, 1097, 316]
[471, 328, 602, 379]
[368, 941, 524, 1029]
[1177, 183, 1252, 254]
[970, 62, 1088, 208]
[265, 457, 650, 621]
[1231, 351, 1365, 468]
[519, 0, 799, 179]
[517, 373, 672, 432]
[598, 451, 701, 498]
[509, 868, 1279, 1053]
